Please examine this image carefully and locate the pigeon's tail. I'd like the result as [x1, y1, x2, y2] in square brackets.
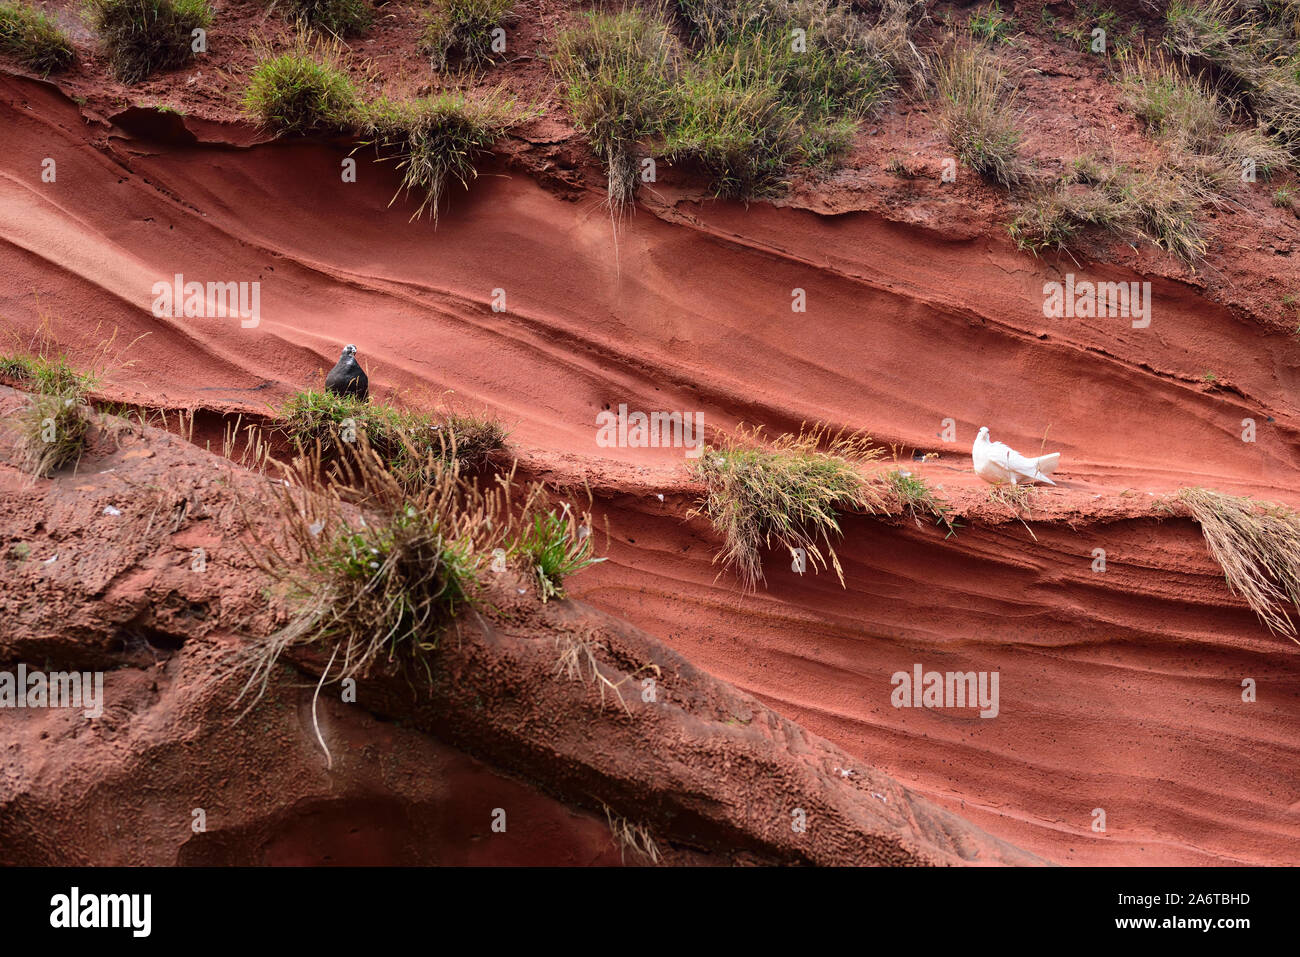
[1029, 452, 1060, 483]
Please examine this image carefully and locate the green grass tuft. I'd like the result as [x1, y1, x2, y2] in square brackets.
[356, 89, 523, 222]
[510, 505, 605, 602]
[243, 39, 360, 134]
[280, 388, 408, 456]
[0, 0, 76, 74]
[885, 467, 959, 537]
[551, 8, 678, 211]
[420, 0, 516, 71]
[4, 352, 95, 478]
[0, 355, 31, 380]
[658, 63, 802, 200]
[1120, 51, 1225, 151]
[242, 42, 518, 215]
[234, 438, 499, 703]
[1010, 157, 1208, 263]
[88, 0, 212, 84]
[691, 424, 884, 590]
[234, 432, 602, 709]
[315, 502, 478, 647]
[968, 1, 1017, 44]
[279, 389, 506, 479]
[18, 389, 90, 478]
[270, 0, 371, 37]
[554, 1, 905, 209]
[932, 41, 1023, 187]
[1120, 50, 1291, 185]
[1165, 0, 1300, 162]
[0, 352, 96, 393]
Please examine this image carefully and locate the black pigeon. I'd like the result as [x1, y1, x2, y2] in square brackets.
[325, 344, 368, 400]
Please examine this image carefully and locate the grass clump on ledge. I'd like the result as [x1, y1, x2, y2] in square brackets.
[243, 39, 360, 134]
[421, 0, 516, 71]
[241, 42, 523, 216]
[884, 467, 959, 537]
[657, 64, 803, 201]
[681, 2, 892, 170]
[235, 436, 506, 705]
[0, 352, 95, 394]
[269, 0, 371, 38]
[0, 0, 76, 74]
[279, 388, 507, 479]
[1009, 155, 1208, 263]
[234, 434, 605, 710]
[511, 503, 605, 602]
[88, 0, 212, 84]
[280, 388, 410, 458]
[356, 89, 524, 222]
[1, 351, 96, 479]
[691, 424, 884, 590]
[18, 389, 91, 477]
[1179, 487, 1300, 644]
[553, 7, 805, 206]
[931, 40, 1023, 187]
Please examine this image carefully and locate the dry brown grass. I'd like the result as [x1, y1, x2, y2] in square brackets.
[603, 805, 661, 864]
[232, 433, 514, 708]
[931, 39, 1024, 187]
[1179, 487, 1300, 644]
[691, 423, 885, 590]
[987, 482, 1034, 510]
[986, 482, 1039, 540]
[1165, 0, 1300, 160]
[231, 430, 611, 711]
[15, 389, 91, 479]
[1010, 156, 1209, 262]
[552, 629, 660, 712]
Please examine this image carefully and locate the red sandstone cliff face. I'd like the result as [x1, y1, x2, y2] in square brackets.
[0, 396, 1038, 865]
[1, 0, 1298, 866]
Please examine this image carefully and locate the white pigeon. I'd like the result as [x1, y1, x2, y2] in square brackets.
[972, 426, 1060, 486]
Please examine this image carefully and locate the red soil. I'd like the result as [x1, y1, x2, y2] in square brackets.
[2, 0, 1298, 866]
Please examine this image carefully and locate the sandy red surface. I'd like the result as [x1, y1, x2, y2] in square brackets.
[2, 0, 1299, 866]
